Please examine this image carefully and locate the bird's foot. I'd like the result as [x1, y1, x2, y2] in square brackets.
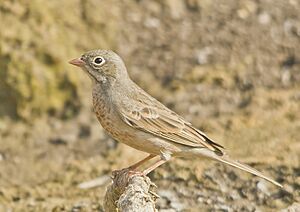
[112, 168, 144, 180]
[111, 168, 146, 189]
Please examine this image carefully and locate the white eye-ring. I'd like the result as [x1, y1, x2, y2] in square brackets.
[92, 56, 105, 66]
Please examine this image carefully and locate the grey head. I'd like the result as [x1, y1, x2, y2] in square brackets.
[69, 49, 129, 86]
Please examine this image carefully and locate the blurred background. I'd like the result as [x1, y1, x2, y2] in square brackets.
[0, 0, 299, 211]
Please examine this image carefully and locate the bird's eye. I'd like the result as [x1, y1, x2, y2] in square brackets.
[93, 56, 105, 66]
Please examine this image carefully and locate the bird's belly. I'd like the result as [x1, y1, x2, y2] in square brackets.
[117, 132, 163, 155]
[111, 127, 181, 156]
[102, 123, 162, 154]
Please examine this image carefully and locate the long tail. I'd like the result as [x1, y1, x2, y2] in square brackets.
[215, 154, 283, 187]
[193, 148, 283, 188]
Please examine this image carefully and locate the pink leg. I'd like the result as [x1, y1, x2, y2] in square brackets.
[128, 154, 156, 170]
[142, 159, 168, 175]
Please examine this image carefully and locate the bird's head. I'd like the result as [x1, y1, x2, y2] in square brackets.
[69, 49, 128, 86]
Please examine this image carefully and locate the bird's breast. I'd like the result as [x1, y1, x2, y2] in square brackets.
[92, 92, 131, 141]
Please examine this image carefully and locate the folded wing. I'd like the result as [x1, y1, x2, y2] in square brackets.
[116, 92, 224, 155]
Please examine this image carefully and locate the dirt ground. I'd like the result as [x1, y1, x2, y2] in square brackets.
[0, 0, 300, 211]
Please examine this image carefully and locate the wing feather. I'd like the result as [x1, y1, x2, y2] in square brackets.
[117, 91, 224, 155]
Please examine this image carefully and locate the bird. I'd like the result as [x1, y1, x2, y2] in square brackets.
[69, 49, 282, 188]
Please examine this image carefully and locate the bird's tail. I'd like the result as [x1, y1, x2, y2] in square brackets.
[191, 148, 283, 188]
[215, 154, 283, 187]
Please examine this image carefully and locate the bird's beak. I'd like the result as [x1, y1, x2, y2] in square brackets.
[69, 57, 85, 67]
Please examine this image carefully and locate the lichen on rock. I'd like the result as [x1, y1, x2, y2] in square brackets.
[0, 0, 120, 119]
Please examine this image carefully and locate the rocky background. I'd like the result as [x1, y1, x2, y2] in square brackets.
[0, 0, 299, 211]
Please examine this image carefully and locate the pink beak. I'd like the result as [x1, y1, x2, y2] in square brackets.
[69, 57, 85, 67]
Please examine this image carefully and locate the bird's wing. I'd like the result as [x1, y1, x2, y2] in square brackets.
[117, 92, 224, 155]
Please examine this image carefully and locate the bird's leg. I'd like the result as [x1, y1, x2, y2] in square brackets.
[142, 150, 171, 175]
[127, 154, 156, 170]
[142, 159, 168, 175]
[112, 154, 156, 177]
